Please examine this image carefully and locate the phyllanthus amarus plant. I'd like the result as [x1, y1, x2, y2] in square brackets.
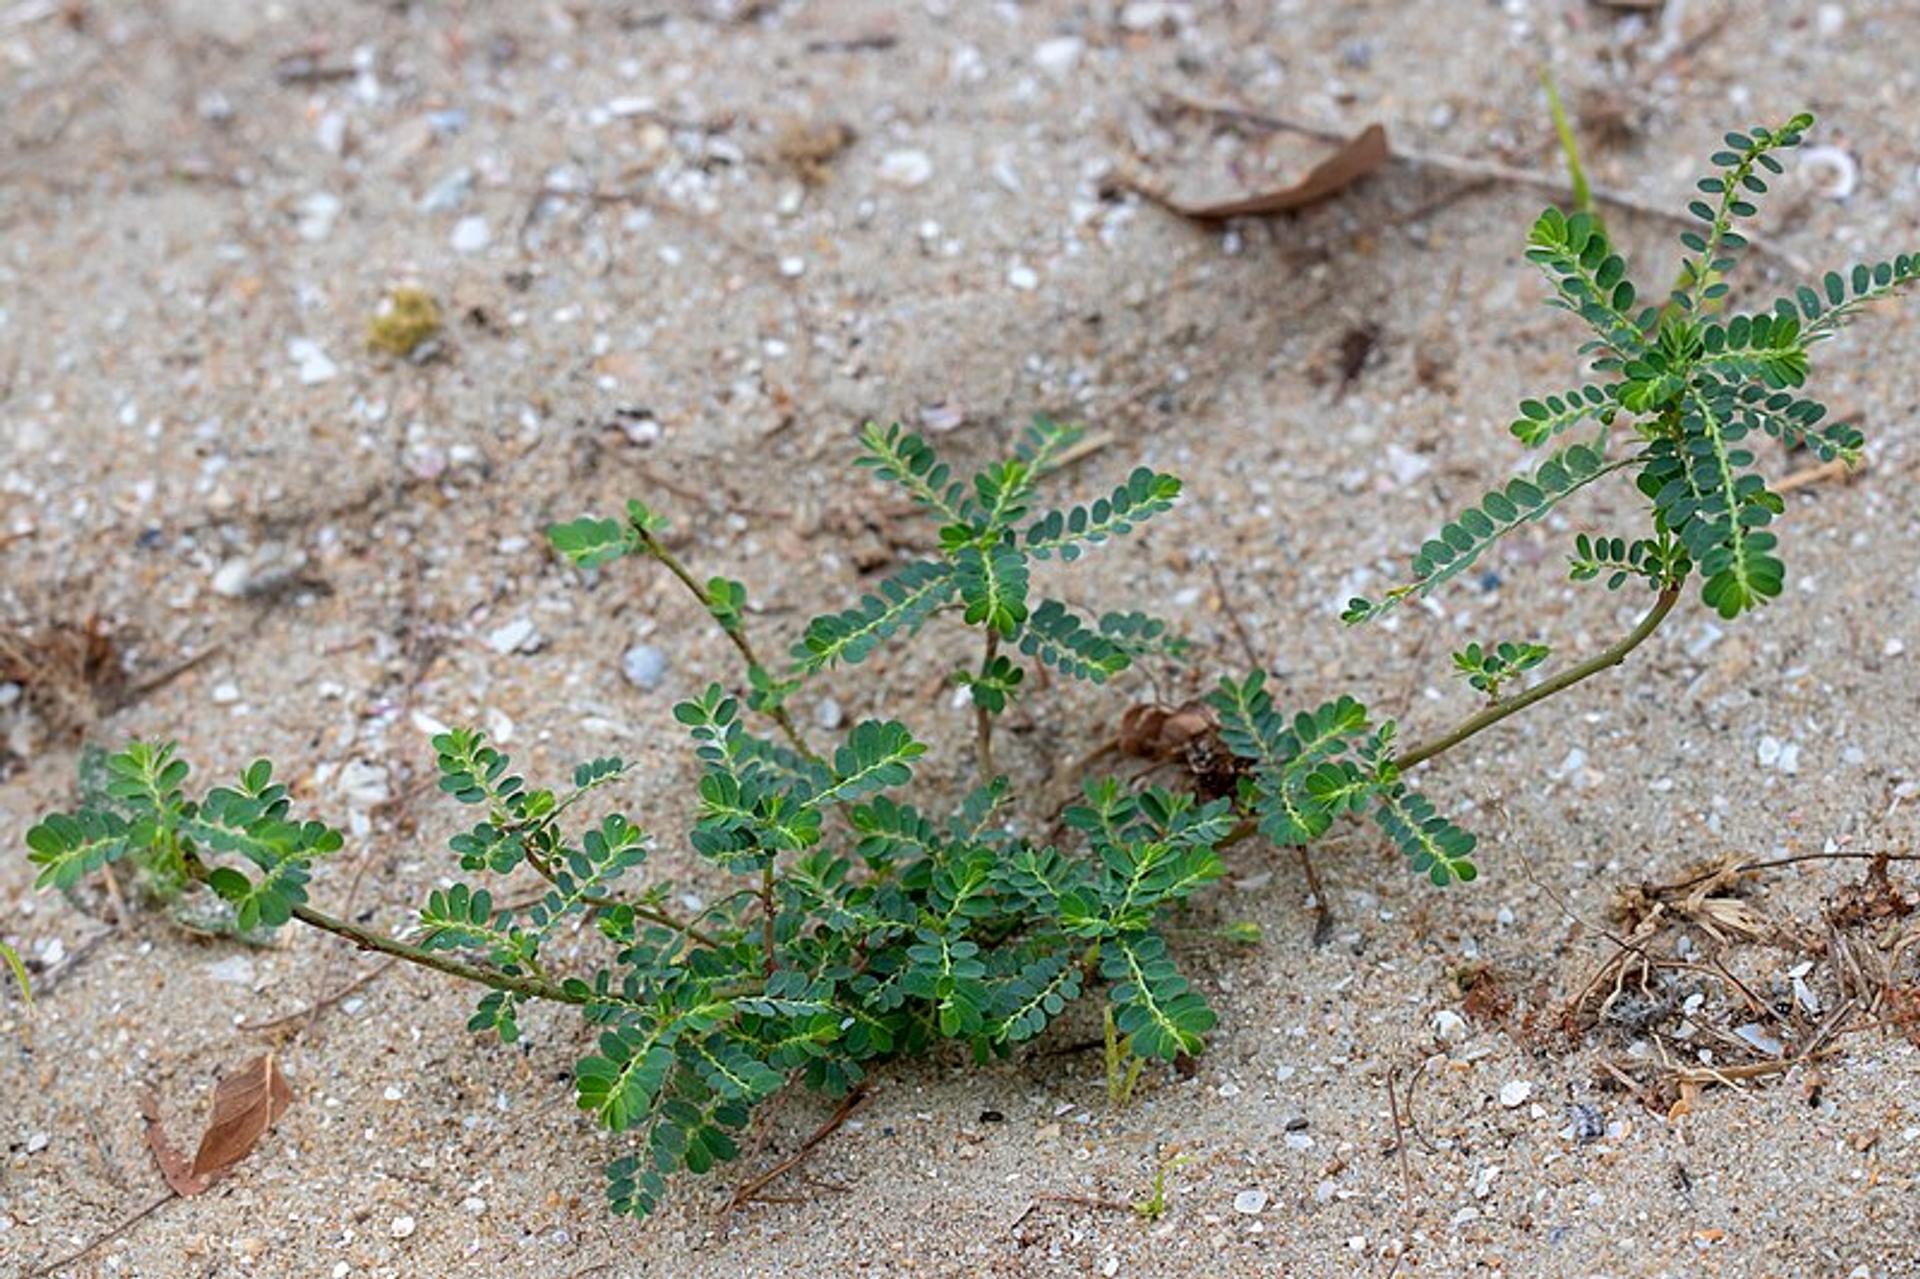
[24, 114, 1912, 1219]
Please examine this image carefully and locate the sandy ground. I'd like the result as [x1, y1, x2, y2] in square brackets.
[4, 1, 1920, 1276]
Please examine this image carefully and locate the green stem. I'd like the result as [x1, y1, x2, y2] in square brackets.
[1395, 586, 1680, 770]
[975, 630, 999, 784]
[637, 528, 818, 762]
[521, 845, 723, 949]
[760, 862, 777, 977]
[288, 900, 577, 1004]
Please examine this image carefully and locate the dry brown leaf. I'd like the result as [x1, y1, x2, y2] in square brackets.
[141, 1053, 294, 1196]
[190, 1053, 294, 1182]
[139, 1086, 210, 1197]
[1141, 123, 1388, 219]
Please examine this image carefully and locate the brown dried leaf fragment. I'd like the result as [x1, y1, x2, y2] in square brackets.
[140, 1054, 294, 1196]
[1129, 123, 1389, 219]
[190, 1053, 294, 1183]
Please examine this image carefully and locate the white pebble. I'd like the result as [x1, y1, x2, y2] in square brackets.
[210, 681, 241, 705]
[296, 192, 341, 242]
[1432, 1009, 1468, 1043]
[486, 618, 539, 655]
[1499, 1080, 1533, 1109]
[287, 338, 338, 385]
[621, 644, 669, 690]
[419, 167, 473, 214]
[25, 1132, 48, 1155]
[1232, 1188, 1268, 1216]
[778, 255, 806, 278]
[1033, 36, 1084, 79]
[878, 149, 934, 188]
[389, 1215, 416, 1240]
[814, 697, 844, 730]
[1007, 263, 1039, 291]
[450, 215, 491, 253]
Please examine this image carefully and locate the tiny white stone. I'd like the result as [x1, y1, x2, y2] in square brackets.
[878, 149, 934, 188]
[814, 697, 844, 730]
[487, 618, 539, 655]
[1432, 1009, 1468, 1043]
[1033, 36, 1084, 79]
[1007, 263, 1039, 291]
[211, 559, 253, 597]
[296, 192, 341, 242]
[287, 338, 338, 385]
[462, 1196, 488, 1215]
[206, 955, 256, 986]
[1232, 1188, 1268, 1216]
[621, 644, 669, 690]
[778, 255, 806, 278]
[389, 1215, 417, 1239]
[1383, 444, 1431, 487]
[411, 709, 451, 737]
[1499, 1080, 1533, 1109]
[25, 1132, 48, 1154]
[1885, 637, 1907, 657]
[211, 681, 241, 705]
[450, 215, 491, 253]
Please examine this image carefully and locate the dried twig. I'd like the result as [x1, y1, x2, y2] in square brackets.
[720, 1086, 869, 1222]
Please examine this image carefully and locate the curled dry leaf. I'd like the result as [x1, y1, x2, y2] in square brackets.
[1128, 123, 1389, 219]
[140, 1053, 294, 1196]
[192, 1052, 294, 1181]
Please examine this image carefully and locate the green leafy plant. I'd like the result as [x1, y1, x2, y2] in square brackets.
[1450, 641, 1551, 700]
[21, 114, 1913, 1222]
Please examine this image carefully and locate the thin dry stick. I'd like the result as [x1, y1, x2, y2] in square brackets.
[1649, 851, 1920, 896]
[1384, 1066, 1414, 1203]
[28, 1193, 175, 1279]
[720, 1086, 870, 1221]
[239, 956, 400, 1034]
[1206, 558, 1264, 673]
[1774, 456, 1865, 495]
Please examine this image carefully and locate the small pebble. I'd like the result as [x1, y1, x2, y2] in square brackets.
[878, 149, 934, 188]
[390, 1215, 416, 1240]
[621, 644, 669, 690]
[450, 215, 491, 253]
[1033, 36, 1084, 79]
[211, 681, 241, 705]
[296, 192, 341, 242]
[1232, 1188, 1268, 1216]
[487, 618, 540, 655]
[287, 338, 338, 385]
[814, 697, 844, 730]
[1007, 263, 1039, 291]
[25, 1132, 48, 1155]
[419, 167, 473, 213]
[1432, 1009, 1468, 1043]
[778, 255, 806, 278]
[1499, 1080, 1533, 1109]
